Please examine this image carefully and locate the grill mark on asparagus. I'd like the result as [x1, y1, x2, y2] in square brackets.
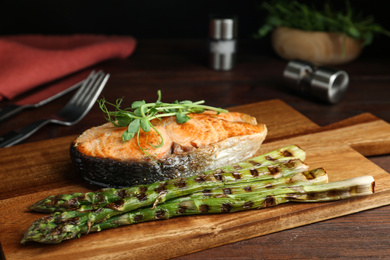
[77, 194, 86, 201]
[267, 165, 281, 175]
[223, 188, 232, 194]
[194, 174, 207, 182]
[138, 186, 147, 193]
[199, 204, 209, 213]
[221, 203, 232, 212]
[285, 159, 301, 168]
[155, 210, 166, 219]
[286, 194, 297, 200]
[154, 182, 168, 193]
[243, 201, 254, 209]
[136, 193, 147, 202]
[178, 206, 187, 214]
[174, 178, 187, 188]
[203, 190, 212, 197]
[232, 172, 241, 180]
[250, 169, 259, 177]
[67, 198, 79, 208]
[263, 195, 276, 207]
[107, 199, 125, 210]
[265, 183, 273, 189]
[249, 160, 262, 166]
[94, 193, 104, 203]
[116, 189, 128, 199]
[213, 173, 223, 181]
[67, 217, 80, 225]
[215, 169, 226, 174]
[306, 193, 318, 200]
[49, 198, 60, 207]
[133, 215, 143, 222]
[286, 176, 295, 185]
[302, 171, 315, 180]
[281, 150, 293, 157]
[265, 155, 276, 161]
[243, 186, 252, 192]
[233, 165, 243, 170]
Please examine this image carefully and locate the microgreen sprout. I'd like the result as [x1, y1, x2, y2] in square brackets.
[98, 90, 228, 158]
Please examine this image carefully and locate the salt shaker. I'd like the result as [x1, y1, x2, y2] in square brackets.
[209, 15, 237, 71]
[283, 60, 349, 104]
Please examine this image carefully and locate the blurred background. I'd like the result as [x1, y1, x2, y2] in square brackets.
[2, 0, 389, 63]
[1, 0, 388, 39]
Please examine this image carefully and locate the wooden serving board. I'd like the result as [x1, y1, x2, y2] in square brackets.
[1, 99, 390, 260]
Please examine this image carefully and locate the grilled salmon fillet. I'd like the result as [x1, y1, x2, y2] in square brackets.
[70, 111, 267, 187]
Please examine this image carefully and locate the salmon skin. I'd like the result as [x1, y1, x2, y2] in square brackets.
[70, 111, 267, 188]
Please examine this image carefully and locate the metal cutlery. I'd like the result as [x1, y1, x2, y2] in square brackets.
[0, 70, 109, 148]
[0, 75, 88, 123]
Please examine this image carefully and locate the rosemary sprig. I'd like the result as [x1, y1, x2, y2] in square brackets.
[254, 0, 390, 46]
[97, 91, 228, 157]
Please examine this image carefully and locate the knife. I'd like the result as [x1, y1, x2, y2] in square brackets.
[0, 73, 88, 122]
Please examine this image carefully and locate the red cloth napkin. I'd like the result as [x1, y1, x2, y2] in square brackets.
[0, 34, 137, 101]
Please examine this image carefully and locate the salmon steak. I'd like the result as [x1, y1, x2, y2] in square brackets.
[70, 111, 267, 187]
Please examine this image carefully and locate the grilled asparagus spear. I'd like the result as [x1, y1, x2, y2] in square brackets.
[30, 145, 306, 213]
[93, 175, 374, 231]
[21, 175, 374, 244]
[188, 168, 328, 199]
[21, 158, 309, 245]
[20, 159, 308, 244]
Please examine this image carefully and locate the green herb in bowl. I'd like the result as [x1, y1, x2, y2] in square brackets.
[255, 0, 390, 64]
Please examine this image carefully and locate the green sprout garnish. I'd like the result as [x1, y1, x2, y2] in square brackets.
[98, 90, 228, 158]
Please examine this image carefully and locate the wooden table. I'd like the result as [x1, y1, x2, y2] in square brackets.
[1, 39, 390, 259]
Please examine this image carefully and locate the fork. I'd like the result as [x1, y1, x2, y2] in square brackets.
[0, 70, 110, 148]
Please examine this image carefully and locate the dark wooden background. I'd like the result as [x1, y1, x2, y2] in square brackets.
[1, 0, 390, 39]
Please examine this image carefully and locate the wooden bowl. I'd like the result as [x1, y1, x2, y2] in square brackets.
[271, 27, 364, 65]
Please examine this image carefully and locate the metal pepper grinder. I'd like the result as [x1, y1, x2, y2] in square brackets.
[209, 15, 237, 71]
[283, 60, 349, 104]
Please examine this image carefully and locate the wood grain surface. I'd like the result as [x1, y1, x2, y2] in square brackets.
[1, 100, 390, 260]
